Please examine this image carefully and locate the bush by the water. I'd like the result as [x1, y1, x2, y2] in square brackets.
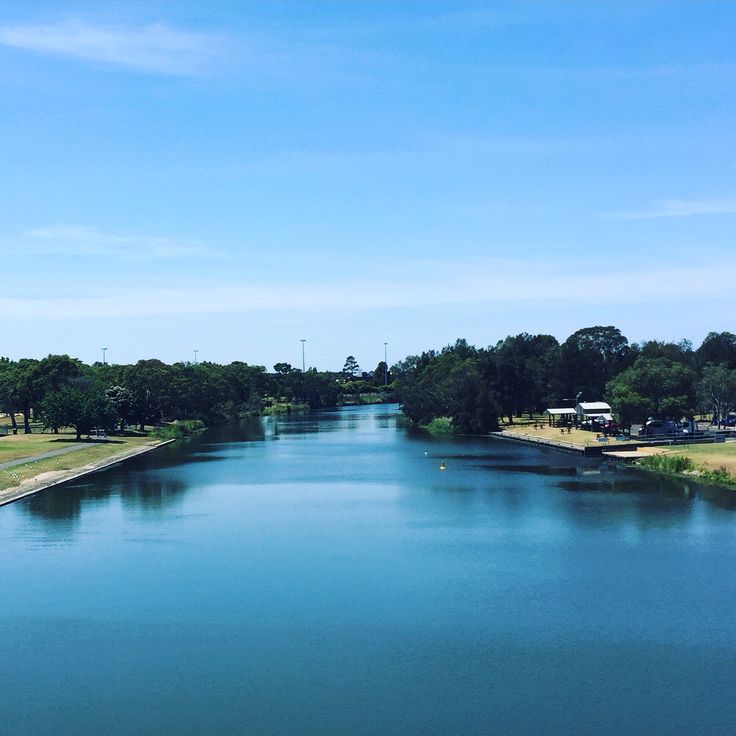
[639, 454, 694, 473]
[424, 417, 454, 434]
[699, 466, 736, 487]
[153, 419, 205, 441]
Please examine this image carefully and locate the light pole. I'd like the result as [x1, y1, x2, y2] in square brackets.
[101, 347, 107, 365]
[300, 339, 306, 372]
[383, 342, 388, 385]
[193, 349, 198, 366]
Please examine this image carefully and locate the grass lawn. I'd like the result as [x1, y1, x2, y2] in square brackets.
[0, 432, 85, 463]
[660, 442, 736, 474]
[0, 433, 159, 493]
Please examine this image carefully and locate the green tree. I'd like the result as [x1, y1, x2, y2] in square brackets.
[560, 326, 632, 401]
[372, 361, 389, 386]
[121, 359, 170, 430]
[635, 339, 694, 365]
[696, 364, 736, 427]
[301, 369, 340, 409]
[40, 383, 115, 440]
[696, 331, 736, 369]
[606, 357, 695, 423]
[489, 333, 560, 422]
[0, 358, 20, 432]
[342, 356, 360, 380]
[15, 358, 40, 433]
[105, 385, 135, 432]
[36, 354, 83, 395]
[399, 349, 499, 432]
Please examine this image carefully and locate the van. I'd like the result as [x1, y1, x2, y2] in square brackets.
[641, 419, 677, 436]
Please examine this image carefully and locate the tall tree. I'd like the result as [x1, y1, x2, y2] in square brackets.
[560, 325, 632, 401]
[15, 358, 40, 433]
[342, 356, 360, 380]
[121, 359, 170, 430]
[607, 357, 695, 424]
[696, 331, 736, 369]
[40, 383, 115, 440]
[490, 333, 560, 421]
[105, 385, 135, 432]
[697, 365, 736, 427]
[635, 339, 694, 365]
[0, 358, 19, 432]
[372, 361, 389, 386]
[399, 349, 499, 432]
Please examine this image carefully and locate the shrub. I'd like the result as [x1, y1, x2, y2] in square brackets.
[639, 454, 694, 473]
[152, 419, 205, 441]
[424, 417, 454, 434]
[699, 466, 736, 486]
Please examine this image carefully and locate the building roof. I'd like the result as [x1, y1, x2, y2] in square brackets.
[545, 407, 576, 415]
[577, 401, 611, 412]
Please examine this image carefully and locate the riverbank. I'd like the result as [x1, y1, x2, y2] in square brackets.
[489, 424, 638, 456]
[493, 426, 736, 489]
[0, 438, 174, 507]
[628, 443, 736, 489]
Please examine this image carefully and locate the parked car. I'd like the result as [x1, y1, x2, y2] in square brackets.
[641, 419, 677, 436]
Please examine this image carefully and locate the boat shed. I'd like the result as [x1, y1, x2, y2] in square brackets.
[544, 407, 576, 426]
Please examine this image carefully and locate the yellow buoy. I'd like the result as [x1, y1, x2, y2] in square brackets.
[439, 462, 446, 471]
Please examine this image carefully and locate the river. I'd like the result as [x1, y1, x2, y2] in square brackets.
[1, 404, 735, 735]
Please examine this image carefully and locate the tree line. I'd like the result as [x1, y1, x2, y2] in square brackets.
[0, 355, 392, 439]
[2, 327, 735, 439]
[393, 327, 736, 433]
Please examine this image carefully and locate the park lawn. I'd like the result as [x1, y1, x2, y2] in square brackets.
[0, 432, 85, 462]
[501, 422, 629, 447]
[660, 442, 736, 474]
[0, 435, 158, 492]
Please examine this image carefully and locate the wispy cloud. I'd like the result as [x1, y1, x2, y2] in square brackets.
[15, 224, 211, 258]
[0, 20, 225, 75]
[1, 256, 732, 320]
[610, 196, 736, 220]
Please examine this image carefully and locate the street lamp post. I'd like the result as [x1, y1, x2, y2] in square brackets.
[101, 347, 108, 365]
[300, 339, 306, 372]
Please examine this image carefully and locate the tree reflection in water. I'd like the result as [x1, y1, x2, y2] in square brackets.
[22, 474, 189, 524]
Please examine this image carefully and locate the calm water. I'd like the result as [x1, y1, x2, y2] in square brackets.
[2, 404, 735, 736]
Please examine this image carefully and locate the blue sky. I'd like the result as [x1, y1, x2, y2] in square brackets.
[1, 1, 734, 371]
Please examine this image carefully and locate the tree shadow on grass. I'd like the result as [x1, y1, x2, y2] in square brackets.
[47, 437, 126, 445]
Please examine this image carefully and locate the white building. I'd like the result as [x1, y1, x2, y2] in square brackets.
[576, 401, 613, 424]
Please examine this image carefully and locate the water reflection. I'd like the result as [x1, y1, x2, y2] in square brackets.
[483, 463, 580, 476]
[21, 473, 189, 523]
[8, 405, 736, 536]
[556, 467, 736, 509]
[23, 481, 109, 522]
[433, 452, 518, 462]
[118, 476, 188, 512]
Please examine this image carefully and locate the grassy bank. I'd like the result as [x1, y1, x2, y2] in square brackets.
[0, 434, 81, 464]
[639, 443, 736, 489]
[0, 434, 159, 493]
